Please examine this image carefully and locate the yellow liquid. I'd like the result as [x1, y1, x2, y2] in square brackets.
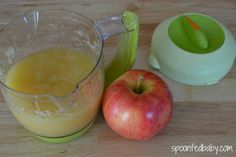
[6, 48, 95, 96]
[5, 48, 103, 137]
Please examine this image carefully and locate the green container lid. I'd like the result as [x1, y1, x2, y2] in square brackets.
[168, 14, 225, 54]
[149, 12, 236, 85]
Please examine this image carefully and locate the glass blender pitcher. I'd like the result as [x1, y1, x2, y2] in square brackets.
[0, 9, 139, 143]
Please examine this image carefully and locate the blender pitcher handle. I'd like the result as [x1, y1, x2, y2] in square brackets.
[95, 11, 139, 86]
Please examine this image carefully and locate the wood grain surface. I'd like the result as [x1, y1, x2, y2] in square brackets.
[0, 0, 236, 157]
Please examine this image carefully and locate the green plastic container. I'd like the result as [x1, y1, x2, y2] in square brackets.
[149, 12, 236, 85]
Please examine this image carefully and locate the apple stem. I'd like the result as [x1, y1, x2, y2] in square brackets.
[135, 75, 144, 94]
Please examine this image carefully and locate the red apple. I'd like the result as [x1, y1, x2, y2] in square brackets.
[102, 70, 173, 140]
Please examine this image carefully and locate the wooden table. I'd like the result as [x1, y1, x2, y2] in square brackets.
[0, 0, 236, 157]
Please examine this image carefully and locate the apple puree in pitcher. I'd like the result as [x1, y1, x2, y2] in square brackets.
[6, 48, 95, 96]
[5, 48, 103, 137]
